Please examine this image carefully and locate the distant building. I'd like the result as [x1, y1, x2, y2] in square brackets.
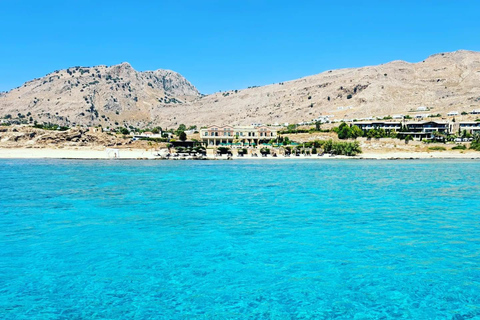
[355, 120, 451, 140]
[415, 114, 430, 119]
[471, 109, 480, 114]
[417, 106, 428, 111]
[447, 111, 458, 116]
[132, 131, 163, 140]
[398, 121, 449, 140]
[458, 122, 480, 134]
[354, 121, 402, 131]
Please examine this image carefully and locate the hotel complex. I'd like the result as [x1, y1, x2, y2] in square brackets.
[199, 120, 479, 146]
[354, 120, 479, 139]
[200, 125, 279, 146]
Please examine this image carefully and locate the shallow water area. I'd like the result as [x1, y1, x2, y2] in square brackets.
[1, 159, 480, 319]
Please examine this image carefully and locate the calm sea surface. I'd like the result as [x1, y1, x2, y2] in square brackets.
[1, 159, 480, 319]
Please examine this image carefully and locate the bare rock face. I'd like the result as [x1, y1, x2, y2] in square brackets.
[2, 50, 480, 128]
[0, 62, 200, 128]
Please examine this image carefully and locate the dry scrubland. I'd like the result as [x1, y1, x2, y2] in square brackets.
[0, 125, 167, 150]
[1, 50, 480, 128]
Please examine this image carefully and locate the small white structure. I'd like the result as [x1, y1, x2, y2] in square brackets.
[417, 106, 428, 111]
[132, 131, 163, 140]
[471, 109, 480, 114]
[447, 111, 458, 116]
[105, 148, 120, 158]
[393, 115, 404, 119]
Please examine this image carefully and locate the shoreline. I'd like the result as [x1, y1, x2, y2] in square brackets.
[0, 147, 479, 160]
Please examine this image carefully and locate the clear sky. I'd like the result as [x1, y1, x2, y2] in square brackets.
[1, 0, 479, 94]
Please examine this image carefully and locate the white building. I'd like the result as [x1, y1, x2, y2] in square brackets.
[200, 125, 279, 146]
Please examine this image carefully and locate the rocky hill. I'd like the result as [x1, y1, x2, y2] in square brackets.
[170, 50, 480, 126]
[2, 50, 480, 128]
[0, 63, 200, 128]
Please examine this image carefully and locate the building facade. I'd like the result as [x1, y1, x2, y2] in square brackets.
[200, 125, 278, 146]
[354, 121, 402, 132]
[458, 122, 480, 134]
[353, 120, 467, 140]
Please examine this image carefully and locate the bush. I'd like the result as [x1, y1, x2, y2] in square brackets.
[322, 140, 361, 156]
[451, 144, 466, 150]
[428, 146, 446, 151]
[470, 134, 480, 151]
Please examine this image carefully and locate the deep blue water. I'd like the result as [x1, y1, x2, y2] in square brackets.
[1, 159, 480, 319]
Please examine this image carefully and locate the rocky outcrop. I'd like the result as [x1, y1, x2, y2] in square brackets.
[0, 63, 200, 128]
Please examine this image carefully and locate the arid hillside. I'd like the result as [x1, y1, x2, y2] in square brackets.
[173, 50, 480, 126]
[0, 63, 200, 128]
[1, 50, 480, 128]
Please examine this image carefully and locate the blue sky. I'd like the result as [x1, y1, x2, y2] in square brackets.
[1, 0, 479, 94]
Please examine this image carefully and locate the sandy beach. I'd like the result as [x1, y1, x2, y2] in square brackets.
[0, 147, 159, 159]
[1, 147, 479, 160]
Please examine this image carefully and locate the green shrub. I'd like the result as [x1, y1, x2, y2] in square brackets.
[322, 140, 361, 156]
[470, 134, 480, 151]
[451, 144, 466, 150]
[428, 146, 446, 151]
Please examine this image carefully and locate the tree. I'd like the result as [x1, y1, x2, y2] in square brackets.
[176, 124, 187, 135]
[337, 122, 352, 139]
[315, 121, 321, 131]
[120, 128, 129, 135]
[350, 125, 363, 138]
[179, 131, 187, 141]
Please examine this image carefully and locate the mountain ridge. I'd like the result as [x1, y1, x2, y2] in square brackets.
[1, 50, 480, 128]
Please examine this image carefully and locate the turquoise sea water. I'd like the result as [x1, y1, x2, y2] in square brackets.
[1, 159, 480, 319]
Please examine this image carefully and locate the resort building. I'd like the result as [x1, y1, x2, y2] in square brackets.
[353, 120, 452, 140]
[458, 122, 480, 134]
[354, 121, 402, 132]
[200, 125, 279, 146]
